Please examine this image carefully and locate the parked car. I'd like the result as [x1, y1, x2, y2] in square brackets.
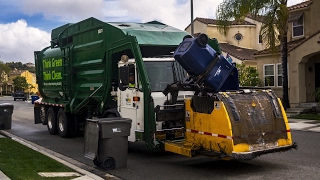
[13, 91, 26, 101]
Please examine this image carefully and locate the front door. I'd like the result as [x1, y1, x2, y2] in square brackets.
[315, 63, 320, 88]
[315, 63, 320, 101]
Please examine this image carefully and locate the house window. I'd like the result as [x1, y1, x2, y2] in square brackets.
[264, 64, 274, 86]
[234, 33, 243, 41]
[292, 15, 304, 37]
[277, 63, 283, 86]
[258, 34, 263, 44]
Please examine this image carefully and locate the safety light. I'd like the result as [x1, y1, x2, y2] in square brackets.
[133, 96, 140, 101]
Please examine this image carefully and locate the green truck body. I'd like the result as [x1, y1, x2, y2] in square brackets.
[34, 17, 191, 148]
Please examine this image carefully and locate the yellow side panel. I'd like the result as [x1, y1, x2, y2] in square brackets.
[184, 99, 234, 154]
[277, 98, 293, 146]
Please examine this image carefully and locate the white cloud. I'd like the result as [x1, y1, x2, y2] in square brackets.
[116, 0, 223, 30]
[11, 0, 305, 30]
[0, 20, 50, 64]
[115, 0, 304, 30]
[19, 0, 106, 23]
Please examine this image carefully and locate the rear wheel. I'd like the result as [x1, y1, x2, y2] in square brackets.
[46, 107, 58, 135]
[102, 157, 115, 170]
[57, 108, 75, 138]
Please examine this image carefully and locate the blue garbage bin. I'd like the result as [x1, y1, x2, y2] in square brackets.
[31, 95, 39, 104]
[173, 34, 239, 92]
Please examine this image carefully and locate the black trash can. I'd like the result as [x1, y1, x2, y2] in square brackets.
[84, 117, 132, 170]
[0, 103, 14, 130]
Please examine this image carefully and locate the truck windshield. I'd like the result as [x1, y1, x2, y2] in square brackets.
[144, 61, 186, 92]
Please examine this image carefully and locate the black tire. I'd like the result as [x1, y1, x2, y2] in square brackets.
[57, 108, 75, 138]
[74, 114, 86, 137]
[46, 107, 58, 135]
[102, 157, 115, 170]
[196, 33, 208, 47]
[14, 98, 16, 101]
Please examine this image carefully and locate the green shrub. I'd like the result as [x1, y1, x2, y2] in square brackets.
[312, 87, 320, 102]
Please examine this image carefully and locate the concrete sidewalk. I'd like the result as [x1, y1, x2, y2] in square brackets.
[0, 170, 10, 180]
[288, 118, 320, 132]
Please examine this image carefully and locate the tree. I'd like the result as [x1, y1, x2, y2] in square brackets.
[13, 76, 28, 91]
[237, 63, 262, 87]
[0, 61, 11, 83]
[0, 61, 11, 96]
[216, 0, 290, 109]
[5, 61, 35, 73]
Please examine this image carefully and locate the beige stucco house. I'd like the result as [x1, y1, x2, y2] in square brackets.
[254, 0, 320, 107]
[185, 0, 319, 107]
[185, 16, 267, 68]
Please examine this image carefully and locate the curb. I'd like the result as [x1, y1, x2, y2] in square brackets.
[0, 170, 10, 180]
[0, 130, 118, 180]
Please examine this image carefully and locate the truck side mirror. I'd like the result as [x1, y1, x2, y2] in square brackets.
[119, 64, 136, 91]
[119, 66, 129, 86]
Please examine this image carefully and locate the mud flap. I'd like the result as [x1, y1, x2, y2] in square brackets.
[34, 106, 42, 124]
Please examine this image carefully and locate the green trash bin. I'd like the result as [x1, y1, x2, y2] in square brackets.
[84, 117, 132, 170]
[0, 103, 14, 130]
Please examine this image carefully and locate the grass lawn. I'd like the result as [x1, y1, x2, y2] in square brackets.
[290, 113, 320, 120]
[0, 137, 79, 180]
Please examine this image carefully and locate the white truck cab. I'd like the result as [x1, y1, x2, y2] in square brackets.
[117, 56, 193, 142]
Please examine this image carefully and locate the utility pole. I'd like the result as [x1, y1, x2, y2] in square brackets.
[191, 0, 194, 35]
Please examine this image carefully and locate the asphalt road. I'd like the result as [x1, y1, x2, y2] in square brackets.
[1, 96, 320, 180]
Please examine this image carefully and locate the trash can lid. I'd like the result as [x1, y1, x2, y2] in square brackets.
[98, 118, 132, 124]
[0, 103, 14, 107]
[86, 118, 132, 124]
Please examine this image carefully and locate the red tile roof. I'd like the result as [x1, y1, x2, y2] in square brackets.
[288, 0, 312, 11]
[220, 43, 258, 60]
[253, 30, 320, 55]
[246, 14, 267, 23]
[195, 17, 255, 26]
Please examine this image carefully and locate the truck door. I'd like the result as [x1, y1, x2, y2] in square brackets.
[118, 63, 141, 142]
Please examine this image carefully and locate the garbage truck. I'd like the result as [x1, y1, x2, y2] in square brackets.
[34, 17, 296, 162]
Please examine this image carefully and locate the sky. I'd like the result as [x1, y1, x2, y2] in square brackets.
[0, 0, 304, 64]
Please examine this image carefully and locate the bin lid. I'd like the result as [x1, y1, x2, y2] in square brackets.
[87, 118, 132, 124]
[0, 103, 14, 108]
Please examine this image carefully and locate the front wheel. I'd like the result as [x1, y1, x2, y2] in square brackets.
[46, 107, 57, 135]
